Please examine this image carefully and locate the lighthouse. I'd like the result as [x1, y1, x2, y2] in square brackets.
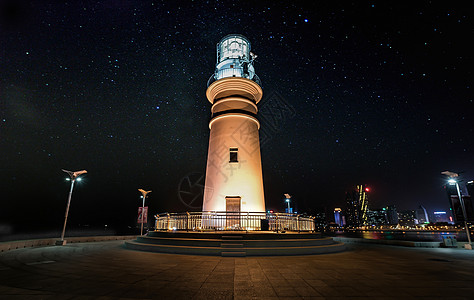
[203, 34, 265, 214]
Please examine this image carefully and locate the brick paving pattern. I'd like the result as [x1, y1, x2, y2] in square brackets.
[1, 240, 474, 299]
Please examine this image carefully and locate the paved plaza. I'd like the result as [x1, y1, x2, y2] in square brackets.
[1, 240, 474, 299]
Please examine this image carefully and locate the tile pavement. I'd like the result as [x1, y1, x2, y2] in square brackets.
[1, 240, 474, 299]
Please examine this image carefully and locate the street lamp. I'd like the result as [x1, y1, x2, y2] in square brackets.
[57, 169, 87, 246]
[442, 171, 472, 250]
[138, 189, 152, 235]
[284, 193, 291, 213]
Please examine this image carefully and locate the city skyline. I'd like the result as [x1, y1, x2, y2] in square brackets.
[1, 1, 472, 233]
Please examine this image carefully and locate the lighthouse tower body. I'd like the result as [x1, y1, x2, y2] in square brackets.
[203, 34, 265, 213]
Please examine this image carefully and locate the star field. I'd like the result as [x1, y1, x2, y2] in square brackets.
[0, 1, 472, 233]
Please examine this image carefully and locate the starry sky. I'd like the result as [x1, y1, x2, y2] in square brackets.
[1, 1, 472, 234]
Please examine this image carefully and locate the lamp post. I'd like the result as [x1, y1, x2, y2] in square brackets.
[284, 193, 291, 213]
[442, 171, 472, 250]
[57, 169, 87, 246]
[138, 189, 152, 235]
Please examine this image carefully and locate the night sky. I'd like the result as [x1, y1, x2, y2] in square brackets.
[1, 1, 472, 234]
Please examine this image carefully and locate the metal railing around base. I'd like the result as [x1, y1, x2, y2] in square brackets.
[154, 212, 315, 232]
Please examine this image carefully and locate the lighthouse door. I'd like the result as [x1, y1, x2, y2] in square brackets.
[225, 196, 241, 229]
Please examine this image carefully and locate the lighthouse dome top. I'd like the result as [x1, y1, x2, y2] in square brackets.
[208, 34, 261, 87]
[217, 34, 251, 62]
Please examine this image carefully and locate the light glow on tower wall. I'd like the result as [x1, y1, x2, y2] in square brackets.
[203, 35, 265, 214]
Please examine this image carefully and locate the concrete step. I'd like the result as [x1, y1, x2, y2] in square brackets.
[136, 236, 222, 247]
[126, 232, 345, 256]
[220, 243, 243, 248]
[221, 251, 246, 257]
[147, 231, 322, 240]
[125, 240, 346, 256]
[125, 241, 222, 256]
[138, 235, 336, 248]
[222, 235, 243, 240]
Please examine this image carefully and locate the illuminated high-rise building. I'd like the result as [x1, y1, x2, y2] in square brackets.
[445, 181, 474, 223]
[398, 210, 416, 227]
[366, 209, 387, 226]
[415, 205, 430, 224]
[345, 185, 369, 226]
[334, 208, 344, 227]
[432, 211, 448, 223]
[467, 180, 474, 197]
[448, 195, 473, 223]
[385, 205, 399, 225]
[202, 34, 265, 213]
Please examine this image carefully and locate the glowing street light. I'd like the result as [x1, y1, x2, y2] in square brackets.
[57, 169, 87, 245]
[442, 171, 472, 250]
[138, 189, 152, 235]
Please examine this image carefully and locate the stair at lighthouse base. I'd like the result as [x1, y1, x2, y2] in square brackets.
[124, 231, 345, 257]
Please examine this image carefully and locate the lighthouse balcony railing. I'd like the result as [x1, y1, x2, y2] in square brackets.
[154, 211, 315, 232]
[207, 68, 262, 87]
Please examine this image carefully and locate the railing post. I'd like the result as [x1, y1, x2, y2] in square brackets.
[297, 215, 300, 233]
[275, 213, 279, 233]
[186, 212, 190, 232]
[246, 212, 249, 233]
